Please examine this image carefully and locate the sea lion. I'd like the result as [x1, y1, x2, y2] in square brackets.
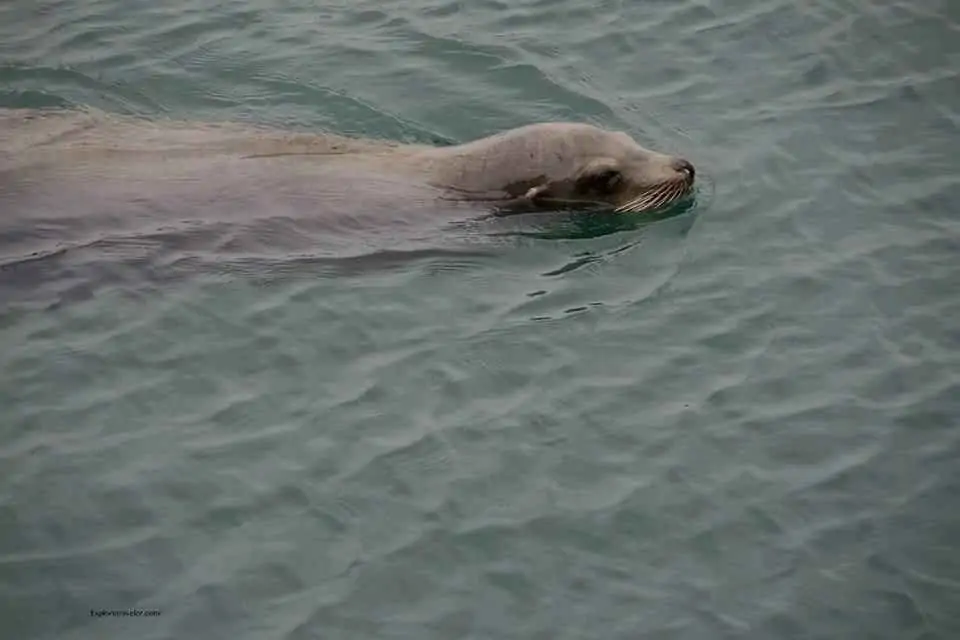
[0, 107, 694, 213]
[0, 107, 695, 267]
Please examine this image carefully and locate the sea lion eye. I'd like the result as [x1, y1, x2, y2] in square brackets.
[596, 169, 622, 190]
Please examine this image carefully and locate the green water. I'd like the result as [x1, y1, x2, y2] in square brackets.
[2, 1, 959, 639]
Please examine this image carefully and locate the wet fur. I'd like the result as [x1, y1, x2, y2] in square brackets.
[0, 108, 693, 265]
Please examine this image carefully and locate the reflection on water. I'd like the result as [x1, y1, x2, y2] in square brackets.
[486, 195, 700, 241]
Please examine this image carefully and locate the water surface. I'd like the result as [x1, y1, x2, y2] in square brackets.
[1, 1, 959, 639]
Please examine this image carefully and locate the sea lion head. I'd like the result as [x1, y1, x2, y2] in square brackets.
[428, 122, 696, 214]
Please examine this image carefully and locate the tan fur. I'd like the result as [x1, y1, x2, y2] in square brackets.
[1, 107, 694, 213]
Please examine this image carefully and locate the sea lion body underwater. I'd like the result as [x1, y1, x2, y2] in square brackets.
[0, 108, 695, 261]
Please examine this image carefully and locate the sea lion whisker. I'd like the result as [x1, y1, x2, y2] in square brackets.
[656, 185, 681, 207]
[616, 182, 672, 213]
[620, 179, 691, 213]
[615, 191, 650, 213]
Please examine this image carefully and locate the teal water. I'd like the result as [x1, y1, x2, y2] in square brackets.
[2, 1, 959, 639]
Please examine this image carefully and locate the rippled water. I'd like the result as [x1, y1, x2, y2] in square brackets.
[2, 1, 959, 639]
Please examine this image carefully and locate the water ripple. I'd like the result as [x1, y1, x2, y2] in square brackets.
[3, 0, 960, 639]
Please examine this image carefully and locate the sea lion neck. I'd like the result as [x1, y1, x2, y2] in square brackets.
[408, 129, 581, 198]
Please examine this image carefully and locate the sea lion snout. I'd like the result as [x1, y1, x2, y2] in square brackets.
[671, 158, 695, 181]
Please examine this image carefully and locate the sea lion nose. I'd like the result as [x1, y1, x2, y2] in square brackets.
[672, 158, 695, 180]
